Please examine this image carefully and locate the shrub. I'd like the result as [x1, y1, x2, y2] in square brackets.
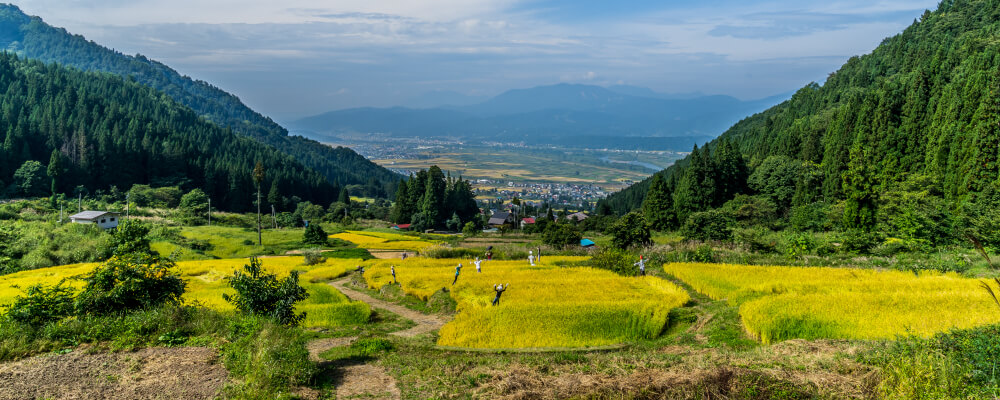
[732, 226, 777, 253]
[542, 223, 582, 249]
[350, 337, 395, 357]
[462, 221, 479, 237]
[108, 219, 153, 257]
[607, 212, 652, 250]
[223, 257, 309, 326]
[590, 247, 637, 276]
[680, 209, 734, 241]
[224, 317, 315, 397]
[302, 248, 326, 266]
[2, 282, 76, 328]
[840, 229, 881, 254]
[75, 252, 187, 316]
[303, 224, 328, 246]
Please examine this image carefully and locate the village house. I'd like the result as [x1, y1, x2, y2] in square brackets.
[488, 211, 514, 227]
[69, 211, 121, 229]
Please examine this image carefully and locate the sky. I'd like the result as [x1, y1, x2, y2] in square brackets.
[16, 0, 939, 121]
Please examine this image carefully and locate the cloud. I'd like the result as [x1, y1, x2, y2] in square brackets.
[13, 0, 940, 119]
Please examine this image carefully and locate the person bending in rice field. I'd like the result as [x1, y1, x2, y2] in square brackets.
[634, 256, 646, 276]
[355, 265, 365, 275]
[391, 265, 397, 284]
[492, 283, 509, 306]
[453, 263, 463, 285]
[473, 257, 483, 273]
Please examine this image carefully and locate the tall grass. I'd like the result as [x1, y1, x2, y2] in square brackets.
[1, 256, 369, 329]
[361, 257, 689, 348]
[664, 263, 1000, 343]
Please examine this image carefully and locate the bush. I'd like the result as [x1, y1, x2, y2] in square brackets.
[680, 209, 734, 241]
[590, 247, 637, 276]
[108, 219, 153, 257]
[302, 248, 326, 266]
[75, 252, 187, 316]
[607, 212, 652, 250]
[462, 221, 479, 237]
[542, 223, 582, 249]
[303, 224, 328, 246]
[784, 233, 815, 257]
[2, 282, 76, 328]
[840, 230, 881, 254]
[223, 257, 309, 326]
[732, 226, 777, 253]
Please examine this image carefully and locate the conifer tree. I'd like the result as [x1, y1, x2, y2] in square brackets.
[642, 174, 675, 231]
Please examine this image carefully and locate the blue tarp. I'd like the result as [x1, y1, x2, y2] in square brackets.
[580, 239, 596, 247]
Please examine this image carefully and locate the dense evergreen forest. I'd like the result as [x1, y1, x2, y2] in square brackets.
[600, 0, 1000, 249]
[0, 4, 399, 198]
[0, 53, 339, 211]
[389, 166, 480, 231]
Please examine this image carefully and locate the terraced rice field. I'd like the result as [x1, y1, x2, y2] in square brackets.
[0, 257, 369, 328]
[331, 231, 442, 251]
[361, 257, 690, 349]
[664, 263, 1000, 343]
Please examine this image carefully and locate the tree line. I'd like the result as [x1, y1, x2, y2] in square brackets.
[389, 166, 480, 231]
[0, 4, 399, 198]
[600, 0, 1000, 250]
[0, 53, 338, 211]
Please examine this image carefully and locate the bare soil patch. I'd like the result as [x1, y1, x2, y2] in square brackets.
[0, 347, 227, 400]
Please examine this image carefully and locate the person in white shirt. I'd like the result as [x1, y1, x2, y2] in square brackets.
[634, 256, 646, 276]
[473, 257, 483, 273]
[528, 251, 535, 266]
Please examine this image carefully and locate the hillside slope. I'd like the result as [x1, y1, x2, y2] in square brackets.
[602, 0, 1000, 216]
[0, 53, 336, 211]
[0, 4, 399, 197]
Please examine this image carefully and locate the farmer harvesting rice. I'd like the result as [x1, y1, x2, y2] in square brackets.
[634, 256, 646, 276]
[492, 283, 509, 306]
[355, 265, 365, 274]
[473, 257, 483, 273]
[453, 263, 463, 285]
[528, 251, 536, 266]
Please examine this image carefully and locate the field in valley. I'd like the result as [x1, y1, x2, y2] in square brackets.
[373, 145, 684, 187]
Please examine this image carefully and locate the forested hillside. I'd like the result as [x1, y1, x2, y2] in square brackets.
[0, 53, 337, 211]
[602, 0, 1000, 246]
[0, 4, 399, 197]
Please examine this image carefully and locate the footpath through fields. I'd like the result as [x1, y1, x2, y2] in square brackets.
[329, 277, 450, 338]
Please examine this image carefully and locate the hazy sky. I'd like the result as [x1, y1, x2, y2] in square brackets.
[17, 0, 938, 121]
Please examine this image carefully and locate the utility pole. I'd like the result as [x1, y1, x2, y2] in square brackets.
[126, 193, 130, 219]
[59, 204, 63, 224]
[272, 205, 277, 229]
[77, 193, 82, 213]
[207, 198, 211, 226]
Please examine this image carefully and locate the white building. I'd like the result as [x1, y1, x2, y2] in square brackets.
[69, 211, 121, 229]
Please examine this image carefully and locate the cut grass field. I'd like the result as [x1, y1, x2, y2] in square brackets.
[0, 256, 370, 329]
[360, 257, 690, 349]
[664, 263, 1000, 343]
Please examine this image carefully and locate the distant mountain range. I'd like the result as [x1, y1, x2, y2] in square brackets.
[292, 84, 791, 150]
[0, 4, 400, 198]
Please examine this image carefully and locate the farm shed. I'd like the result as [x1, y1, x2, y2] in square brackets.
[69, 211, 121, 229]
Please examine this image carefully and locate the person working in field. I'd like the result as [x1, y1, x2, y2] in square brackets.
[453, 263, 463, 285]
[536, 247, 541, 263]
[528, 250, 536, 266]
[473, 257, 483, 273]
[485, 246, 493, 261]
[634, 256, 646, 276]
[355, 265, 365, 274]
[401, 252, 407, 260]
[391, 265, 397, 284]
[492, 283, 509, 306]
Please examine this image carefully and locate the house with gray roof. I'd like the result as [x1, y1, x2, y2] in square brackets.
[69, 211, 121, 229]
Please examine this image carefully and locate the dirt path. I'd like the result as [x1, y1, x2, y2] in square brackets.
[305, 278, 450, 399]
[0, 347, 227, 400]
[329, 278, 449, 338]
